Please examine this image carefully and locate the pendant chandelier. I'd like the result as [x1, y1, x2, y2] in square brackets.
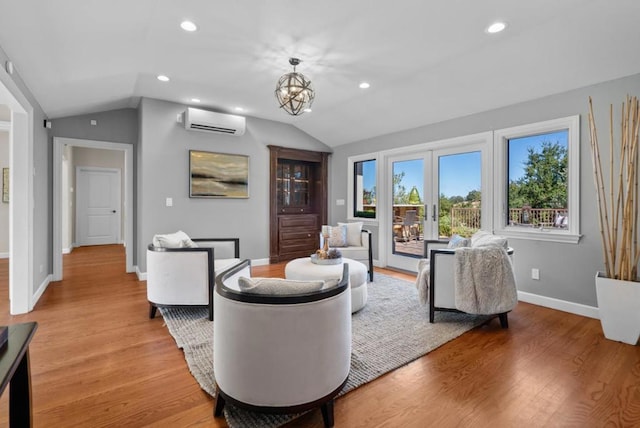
[275, 58, 315, 116]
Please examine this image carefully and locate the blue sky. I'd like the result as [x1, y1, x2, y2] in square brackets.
[362, 129, 568, 200]
[508, 130, 568, 181]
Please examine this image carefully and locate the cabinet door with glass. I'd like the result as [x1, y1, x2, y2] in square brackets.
[277, 160, 311, 213]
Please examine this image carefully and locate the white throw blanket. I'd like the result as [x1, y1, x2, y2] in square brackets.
[415, 258, 430, 305]
[454, 247, 517, 315]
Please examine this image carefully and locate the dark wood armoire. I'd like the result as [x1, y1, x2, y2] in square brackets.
[268, 145, 329, 264]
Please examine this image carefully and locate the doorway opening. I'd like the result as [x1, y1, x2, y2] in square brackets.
[53, 137, 134, 281]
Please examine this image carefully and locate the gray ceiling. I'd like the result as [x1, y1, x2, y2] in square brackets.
[1, 0, 639, 146]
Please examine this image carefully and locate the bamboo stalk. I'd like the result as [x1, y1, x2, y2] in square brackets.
[589, 97, 612, 278]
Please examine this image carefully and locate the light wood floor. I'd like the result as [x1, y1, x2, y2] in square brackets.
[1, 245, 639, 427]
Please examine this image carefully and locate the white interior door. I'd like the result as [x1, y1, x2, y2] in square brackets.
[76, 167, 121, 246]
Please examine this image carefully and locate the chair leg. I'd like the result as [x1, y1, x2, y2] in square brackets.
[149, 303, 157, 319]
[213, 391, 226, 417]
[320, 399, 335, 427]
[498, 313, 509, 329]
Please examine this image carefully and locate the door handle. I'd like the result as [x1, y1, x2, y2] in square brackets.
[432, 204, 436, 221]
[112, 210, 116, 213]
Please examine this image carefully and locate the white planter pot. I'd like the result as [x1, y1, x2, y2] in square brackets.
[596, 272, 640, 345]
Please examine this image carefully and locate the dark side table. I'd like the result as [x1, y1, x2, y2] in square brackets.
[0, 322, 38, 427]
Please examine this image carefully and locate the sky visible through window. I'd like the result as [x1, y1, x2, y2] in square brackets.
[508, 130, 568, 181]
[390, 153, 482, 201]
[361, 130, 568, 204]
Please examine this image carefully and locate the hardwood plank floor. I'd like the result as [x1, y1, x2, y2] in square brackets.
[1, 245, 639, 427]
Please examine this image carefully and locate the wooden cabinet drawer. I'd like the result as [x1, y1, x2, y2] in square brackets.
[279, 215, 318, 229]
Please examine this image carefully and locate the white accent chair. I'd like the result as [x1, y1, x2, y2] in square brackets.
[146, 238, 240, 321]
[421, 232, 515, 327]
[213, 259, 351, 427]
[320, 228, 373, 281]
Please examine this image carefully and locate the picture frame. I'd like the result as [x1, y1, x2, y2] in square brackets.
[189, 150, 249, 198]
[2, 168, 8, 203]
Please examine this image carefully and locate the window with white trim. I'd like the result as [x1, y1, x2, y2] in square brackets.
[348, 154, 378, 220]
[493, 116, 581, 243]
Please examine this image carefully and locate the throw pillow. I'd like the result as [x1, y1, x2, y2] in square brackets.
[338, 221, 363, 246]
[152, 230, 198, 248]
[238, 277, 326, 295]
[447, 234, 471, 249]
[327, 225, 347, 247]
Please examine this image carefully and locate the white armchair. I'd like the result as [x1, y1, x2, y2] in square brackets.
[213, 259, 351, 427]
[320, 228, 373, 281]
[146, 237, 240, 321]
[419, 232, 517, 327]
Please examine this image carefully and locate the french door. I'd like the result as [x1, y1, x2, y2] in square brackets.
[386, 144, 486, 271]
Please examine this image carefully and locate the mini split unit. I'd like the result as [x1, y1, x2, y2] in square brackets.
[183, 107, 246, 136]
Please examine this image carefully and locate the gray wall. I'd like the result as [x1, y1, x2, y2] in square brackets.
[0, 44, 50, 294]
[330, 72, 640, 308]
[136, 97, 331, 272]
[52, 108, 139, 144]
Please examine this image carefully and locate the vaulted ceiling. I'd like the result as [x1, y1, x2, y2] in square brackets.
[1, 1, 639, 146]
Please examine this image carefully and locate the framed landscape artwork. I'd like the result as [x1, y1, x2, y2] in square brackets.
[189, 150, 249, 198]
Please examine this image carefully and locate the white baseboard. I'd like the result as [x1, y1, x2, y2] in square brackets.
[0, 252, 8, 259]
[62, 247, 71, 254]
[32, 274, 52, 308]
[136, 266, 147, 281]
[518, 291, 599, 319]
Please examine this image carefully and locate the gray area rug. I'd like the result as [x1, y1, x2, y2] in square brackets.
[160, 273, 489, 427]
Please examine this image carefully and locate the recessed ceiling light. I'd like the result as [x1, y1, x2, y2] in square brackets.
[180, 21, 197, 32]
[359, 82, 371, 89]
[486, 22, 506, 34]
[157, 75, 170, 82]
[191, 98, 201, 103]
[303, 108, 312, 113]
[234, 107, 244, 112]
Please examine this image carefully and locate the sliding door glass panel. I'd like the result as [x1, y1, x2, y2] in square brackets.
[391, 158, 424, 258]
[437, 151, 481, 238]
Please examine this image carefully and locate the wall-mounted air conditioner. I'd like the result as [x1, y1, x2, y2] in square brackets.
[184, 107, 246, 136]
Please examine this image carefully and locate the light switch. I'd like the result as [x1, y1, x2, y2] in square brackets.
[166, 197, 173, 207]
[336, 199, 345, 206]
[90, 119, 97, 126]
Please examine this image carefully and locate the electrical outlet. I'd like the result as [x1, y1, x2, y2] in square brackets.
[531, 268, 540, 280]
[166, 197, 173, 207]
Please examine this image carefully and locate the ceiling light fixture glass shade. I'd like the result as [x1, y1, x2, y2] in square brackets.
[275, 58, 315, 116]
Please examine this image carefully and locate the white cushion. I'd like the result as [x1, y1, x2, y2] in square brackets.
[338, 222, 363, 246]
[152, 230, 198, 248]
[471, 230, 508, 249]
[238, 277, 325, 295]
[328, 225, 347, 247]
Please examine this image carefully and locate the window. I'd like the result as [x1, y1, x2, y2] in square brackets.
[494, 116, 580, 243]
[353, 159, 377, 218]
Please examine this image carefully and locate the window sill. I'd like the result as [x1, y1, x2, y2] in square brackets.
[496, 227, 581, 244]
[348, 217, 379, 227]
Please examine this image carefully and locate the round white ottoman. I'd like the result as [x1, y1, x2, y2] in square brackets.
[285, 257, 368, 313]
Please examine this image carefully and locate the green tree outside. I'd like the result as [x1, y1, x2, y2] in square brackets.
[509, 141, 567, 209]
